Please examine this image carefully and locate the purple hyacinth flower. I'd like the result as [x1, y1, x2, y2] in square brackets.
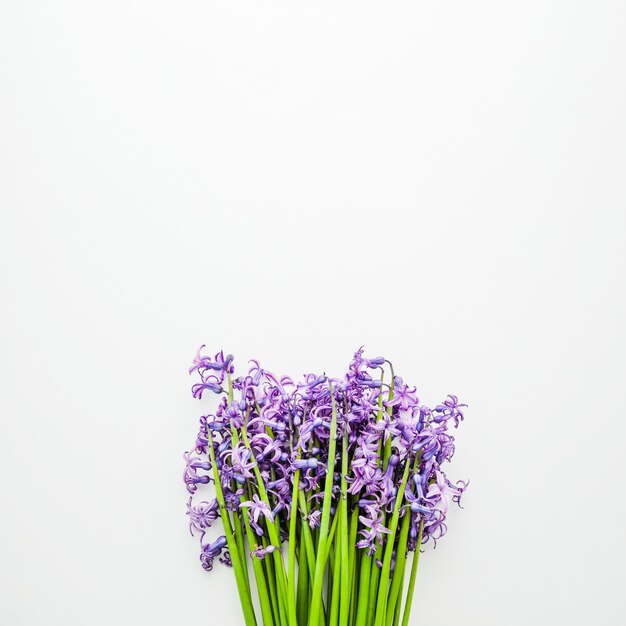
[187, 497, 219, 535]
[307, 510, 322, 530]
[372, 413, 401, 442]
[183, 451, 212, 494]
[252, 433, 282, 463]
[359, 513, 391, 543]
[356, 539, 378, 556]
[357, 376, 383, 389]
[190, 347, 234, 375]
[189, 345, 221, 374]
[364, 356, 385, 368]
[199, 535, 228, 571]
[192, 380, 224, 398]
[250, 544, 279, 560]
[240, 494, 274, 535]
[385, 376, 419, 411]
[222, 444, 256, 480]
[224, 487, 244, 512]
[433, 394, 467, 428]
[357, 511, 391, 553]
[293, 458, 319, 470]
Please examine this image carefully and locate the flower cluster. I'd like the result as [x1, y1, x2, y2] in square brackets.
[184, 347, 467, 626]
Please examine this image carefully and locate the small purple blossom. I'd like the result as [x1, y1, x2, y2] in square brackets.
[307, 510, 322, 530]
[433, 394, 467, 428]
[240, 494, 274, 535]
[222, 443, 256, 480]
[183, 451, 212, 494]
[293, 458, 318, 470]
[199, 535, 228, 571]
[192, 380, 224, 399]
[356, 512, 391, 554]
[187, 497, 219, 535]
[224, 487, 244, 512]
[250, 544, 279, 560]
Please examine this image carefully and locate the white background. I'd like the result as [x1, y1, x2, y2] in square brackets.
[1, 2, 625, 625]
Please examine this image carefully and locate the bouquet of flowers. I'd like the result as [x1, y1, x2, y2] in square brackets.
[183, 347, 467, 626]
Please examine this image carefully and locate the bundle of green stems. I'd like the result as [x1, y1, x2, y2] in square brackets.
[185, 349, 467, 626]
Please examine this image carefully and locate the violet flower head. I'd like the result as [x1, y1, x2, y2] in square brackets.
[250, 544, 279, 560]
[183, 451, 212, 494]
[433, 394, 467, 428]
[192, 379, 224, 399]
[240, 494, 274, 535]
[190, 347, 234, 375]
[187, 497, 219, 535]
[307, 510, 322, 530]
[240, 494, 275, 524]
[199, 535, 228, 571]
[222, 443, 256, 481]
[357, 512, 391, 549]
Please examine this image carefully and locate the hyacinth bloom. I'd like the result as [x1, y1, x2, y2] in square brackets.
[183, 347, 468, 626]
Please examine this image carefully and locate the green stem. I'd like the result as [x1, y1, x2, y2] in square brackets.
[225, 376, 252, 596]
[366, 542, 382, 626]
[329, 534, 342, 626]
[384, 510, 411, 626]
[240, 427, 291, 625]
[263, 542, 282, 626]
[382, 375, 395, 470]
[347, 506, 359, 625]
[354, 553, 371, 626]
[373, 459, 412, 626]
[391, 569, 405, 626]
[338, 433, 350, 626]
[349, 553, 359, 626]
[297, 524, 310, 626]
[288, 459, 302, 621]
[232, 507, 250, 594]
[241, 497, 275, 626]
[324, 510, 340, 564]
[207, 431, 257, 626]
[400, 521, 423, 626]
[298, 491, 327, 626]
[298, 492, 318, 580]
[308, 382, 339, 626]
